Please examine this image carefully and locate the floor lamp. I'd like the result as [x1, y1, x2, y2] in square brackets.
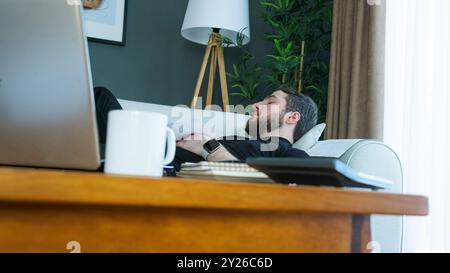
[181, 0, 250, 112]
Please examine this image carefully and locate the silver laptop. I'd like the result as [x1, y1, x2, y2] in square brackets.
[0, 0, 101, 170]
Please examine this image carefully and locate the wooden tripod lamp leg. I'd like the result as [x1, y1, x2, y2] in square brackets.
[206, 46, 218, 109]
[217, 46, 229, 112]
[191, 43, 213, 109]
[191, 34, 229, 112]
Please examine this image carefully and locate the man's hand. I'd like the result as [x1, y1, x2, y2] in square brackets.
[176, 133, 239, 162]
[176, 134, 211, 157]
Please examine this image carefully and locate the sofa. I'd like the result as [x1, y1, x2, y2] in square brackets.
[118, 99, 404, 253]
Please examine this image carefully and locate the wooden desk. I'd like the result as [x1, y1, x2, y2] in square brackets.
[0, 167, 428, 253]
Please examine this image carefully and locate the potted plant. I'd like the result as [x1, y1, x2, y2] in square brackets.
[227, 0, 332, 123]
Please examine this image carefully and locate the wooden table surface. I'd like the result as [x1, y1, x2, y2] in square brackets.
[0, 167, 428, 253]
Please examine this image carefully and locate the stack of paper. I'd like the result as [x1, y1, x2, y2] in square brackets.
[178, 162, 273, 183]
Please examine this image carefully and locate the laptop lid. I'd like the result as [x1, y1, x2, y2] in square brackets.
[0, 0, 101, 170]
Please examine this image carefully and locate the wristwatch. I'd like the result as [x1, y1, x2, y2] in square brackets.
[201, 139, 222, 160]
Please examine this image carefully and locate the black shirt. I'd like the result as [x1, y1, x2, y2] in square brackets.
[219, 137, 310, 161]
[171, 137, 309, 172]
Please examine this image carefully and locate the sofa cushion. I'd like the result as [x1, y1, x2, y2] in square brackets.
[293, 123, 326, 151]
[118, 99, 250, 138]
[119, 99, 328, 149]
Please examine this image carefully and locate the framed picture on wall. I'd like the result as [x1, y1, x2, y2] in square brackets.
[83, 0, 128, 46]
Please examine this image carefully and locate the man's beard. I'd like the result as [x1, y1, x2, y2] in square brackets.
[245, 111, 284, 139]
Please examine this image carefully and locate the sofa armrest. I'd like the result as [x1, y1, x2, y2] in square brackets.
[307, 139, 403, 192]
[306, 139, 363, 158]
[307, 139, 404, 253]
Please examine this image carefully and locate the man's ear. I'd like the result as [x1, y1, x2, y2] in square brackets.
[285, 112, 301, 125]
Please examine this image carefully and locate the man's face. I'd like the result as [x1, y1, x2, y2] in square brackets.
[245, 90, 288, 138]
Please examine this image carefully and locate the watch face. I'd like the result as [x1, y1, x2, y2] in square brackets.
[204, 140, 221, 152]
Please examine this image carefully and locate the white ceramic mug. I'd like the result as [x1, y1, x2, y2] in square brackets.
[104, 110, 176, 178]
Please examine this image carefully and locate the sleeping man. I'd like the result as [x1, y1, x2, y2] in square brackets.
[94, 87, 318, 170]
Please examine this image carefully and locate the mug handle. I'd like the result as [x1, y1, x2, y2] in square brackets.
[163, 128, 176, 166]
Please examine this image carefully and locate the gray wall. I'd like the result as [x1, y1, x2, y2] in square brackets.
[88, 0, 272, 107]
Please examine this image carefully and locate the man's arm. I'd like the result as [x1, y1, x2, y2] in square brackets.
[205, 146, 238, 162]
[176, 134, 238, 162]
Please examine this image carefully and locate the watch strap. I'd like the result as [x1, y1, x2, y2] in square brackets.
[201, 148, 210, 161]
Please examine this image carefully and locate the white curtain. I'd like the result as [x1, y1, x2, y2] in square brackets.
[385, 0, 450, 252]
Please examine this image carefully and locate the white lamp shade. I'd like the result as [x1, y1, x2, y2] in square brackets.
[181, 0, 251, 46]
